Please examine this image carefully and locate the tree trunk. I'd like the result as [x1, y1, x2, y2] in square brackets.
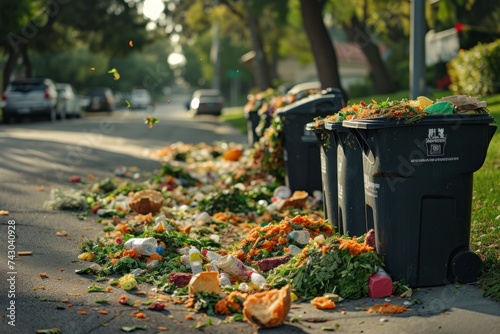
[21, 44, 32, 77]
[300, 0, 347, 101]
[243, 1, 273, 91]
[343, 14, 396, 94]
[2, 46, 19, 91]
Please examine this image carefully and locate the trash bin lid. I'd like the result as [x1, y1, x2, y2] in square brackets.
[342, 113, 496, 129]
[324, 120, 349, 133]
[277, 90, 343, 116]
[305, 121, 324, 131]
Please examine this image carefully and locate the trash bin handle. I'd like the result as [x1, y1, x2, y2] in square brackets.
[348, 128, 375, 164]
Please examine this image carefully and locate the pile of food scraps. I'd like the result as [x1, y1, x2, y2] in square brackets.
[44, 130, 414, 329]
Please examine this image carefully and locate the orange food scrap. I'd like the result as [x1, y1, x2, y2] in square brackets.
[129, 40, 134, 47]
[311, 296, 336, 310]
[123, 248, 141, 259]
[136, 312, 146, 319]
[118, 295, 129, 305]
[39, 273, 49, 279]
[79, 310, 87, 315]
[98, 310, 108, 315]
[365, 303, 409, 314]
[157, 327, 168, 331]
[147, 253, 163, 263]
[337, 237, 374, 255]
[215, 291, 248, 315]
[185, 314, 194, 320]
[222, 148, 243, 161]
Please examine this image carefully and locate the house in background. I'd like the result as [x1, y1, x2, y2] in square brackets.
[241, 42, 375, 93]
[277, 43, 371, 91]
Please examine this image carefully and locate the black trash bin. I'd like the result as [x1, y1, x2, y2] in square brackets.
[306, 121, 339, 230]
[343, 114, 497, 287]
[324, 120, 367, 237]
[277, 89, 344, 195]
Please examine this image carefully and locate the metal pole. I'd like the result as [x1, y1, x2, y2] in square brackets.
[210, 0, 220, 91]
[211, 22, 220, 91]
[410, 0, 426, 99]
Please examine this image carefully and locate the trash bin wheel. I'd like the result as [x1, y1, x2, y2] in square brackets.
[451, 250, 482, 284]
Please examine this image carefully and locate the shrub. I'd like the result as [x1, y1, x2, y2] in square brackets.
[448, 39, 500, 96]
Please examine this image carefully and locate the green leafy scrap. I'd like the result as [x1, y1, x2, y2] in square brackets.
[267, 236, 383, 300]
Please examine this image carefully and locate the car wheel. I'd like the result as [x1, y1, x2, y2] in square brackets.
[1, 114, 13, 124]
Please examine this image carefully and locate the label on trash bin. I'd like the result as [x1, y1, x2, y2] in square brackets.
[409, 128, 459, 164]
[425, 128, 446, 156]
[364, 174, 379, 198]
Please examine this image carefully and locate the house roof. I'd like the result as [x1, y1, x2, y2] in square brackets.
[241, 42, 374, 66]
[334, 43, 369, 65]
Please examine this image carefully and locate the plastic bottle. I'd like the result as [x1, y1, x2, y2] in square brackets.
[248, 271, 267, 289]
[178, 246, 190, 255]
[273, 185, 292, 199]
[287, 245, 302, 256]
[209, 260, 219, 272]
[219, 272, 232, 287]
[287, 230, 310, 244]
[189, 246, 203, 275]
[368, 267, 393, 298]
[124, 237, 158, 256]
[238, 282, 249, 292]
[154, 215, 172, 232]
[146, 260, 159, 269]
[202, 250, 222, 261]
[180, 254, 190, 265]
[131, 268, 143, 276]
[217, 255, 251, 279]
[194, 212, 211, 225]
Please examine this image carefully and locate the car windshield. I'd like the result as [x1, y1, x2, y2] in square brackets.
[9, 82, 45, 92]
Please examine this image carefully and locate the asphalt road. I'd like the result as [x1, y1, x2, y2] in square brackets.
[0, 102, 499, 334]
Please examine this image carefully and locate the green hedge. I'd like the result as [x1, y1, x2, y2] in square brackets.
[448, 39, 500, 96]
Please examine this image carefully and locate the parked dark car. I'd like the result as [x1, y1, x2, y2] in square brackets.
[1, 77, 58, 123]
[82, 87, 115, 112]
[56, 83, 82, 119]
[188, 89, 224, 116]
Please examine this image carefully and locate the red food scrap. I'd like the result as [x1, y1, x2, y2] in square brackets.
[257, 255, 291, 271]
[168, 272, 193, 288]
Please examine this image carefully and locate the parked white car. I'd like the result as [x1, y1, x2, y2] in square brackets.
[56, 83, 82, 119]
[1, 77, 58, 123]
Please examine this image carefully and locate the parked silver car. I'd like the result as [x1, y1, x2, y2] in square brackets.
[130, 88, 153, 111]
[1, 77, 58, 123]
[56, 83, 82, 119]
